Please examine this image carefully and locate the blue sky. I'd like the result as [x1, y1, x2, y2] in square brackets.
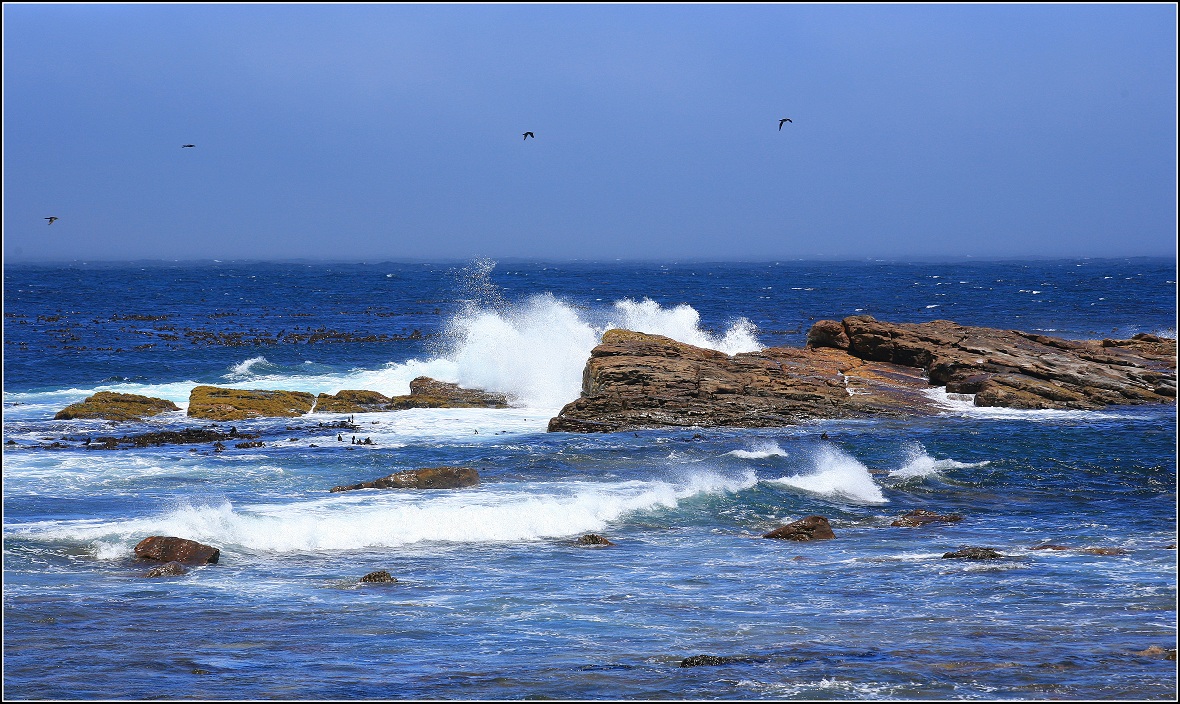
[3, 3, 1176, 262]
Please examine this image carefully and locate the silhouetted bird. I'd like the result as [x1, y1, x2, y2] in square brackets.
[44, 216, 58, 225]
[181, 144, 195, 148]
[522, 132, 534, 140]
[778, 118, 793, 130]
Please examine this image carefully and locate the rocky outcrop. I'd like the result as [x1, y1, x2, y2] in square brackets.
[187, 386, 315, 421]
[763, 515, 835, 541]
[809, 316, 1176, 410]
[89, 427, 258, 450]
[134, 536, 220, 565]
[329, 466, 480, 492]
[547, 318, 1175, 432]
[144, 561, 187, 578]
[54, 392, 180, 421]
[359, 570, 396, 583]
[315, 378, 509, 414]
[575, 534, 615, 547]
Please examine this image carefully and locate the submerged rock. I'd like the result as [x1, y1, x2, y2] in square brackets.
[891, 509, 964, 527]
[134, 536, 220, 565]
[330, 466, 480, 492]
[575, 534, 615, 547]
[547, 318, 1175, 433]
[359, 570, 397, 583]
[144, 561, 188, 578]
[54, 391, 179, 421]
[187, 386, 315, 421]
[942, 547, 1003, 560]
[763, 515, 835, 541]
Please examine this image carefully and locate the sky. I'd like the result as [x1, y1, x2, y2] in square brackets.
[2, 2, 1176, 262]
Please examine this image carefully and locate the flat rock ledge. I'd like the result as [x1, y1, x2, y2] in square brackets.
[547, 317, 1175, 433]
[55, 392, 179, 421]
[330, 466, 480, 492]
[188, 386, 315, 421]
[315, 377, 509, 413]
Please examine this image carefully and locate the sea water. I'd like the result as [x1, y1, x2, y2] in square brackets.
[3, 258, 1176, 699]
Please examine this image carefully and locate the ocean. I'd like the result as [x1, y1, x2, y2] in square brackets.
[2, 258, 1176, 700]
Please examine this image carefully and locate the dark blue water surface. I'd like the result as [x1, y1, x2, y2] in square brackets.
[3, 258, 1176, 700]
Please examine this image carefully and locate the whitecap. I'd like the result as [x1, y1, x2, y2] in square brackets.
[766, 445, 887, 504]
[727, 440, 789, 460]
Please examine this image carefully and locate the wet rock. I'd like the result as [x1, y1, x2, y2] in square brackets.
[187, 385, 315, 421]
[891, 509, 964, 527]
[315, 389, 396, 414]
[134, 536, 220, 565]
[1134, 645, 1177, 660]
[330, 466, 480, 492]
[359, 570, 396, 583]
[54, 391, 179, 421]
[1081, 547, 1129, 556]
[144, 561, 187, 578]
[942, 547, 1003, 560]
[1030, 544, 1071, 551]
[88, 427, 258, 450]
[548, 318, 1174, 432]
[315, 378, 509, 413]
[575, 534, 615, 547]
[763, 515, 835, 541]
[679, 655, 733, 668]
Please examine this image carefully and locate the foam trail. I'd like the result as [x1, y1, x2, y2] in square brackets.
[728, 440, 789, 459]
[768, 445, 887, 504]
[889, 441, 989, 478]
[10, 471, 758, 554]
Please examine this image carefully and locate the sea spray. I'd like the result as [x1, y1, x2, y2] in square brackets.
[767, 444, 888, 504]
[889, 441, 989, 479]
[727, 440, 789, 459]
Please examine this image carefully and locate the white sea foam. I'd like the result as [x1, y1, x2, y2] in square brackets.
[923, 388, 1139, 421]
[766, 444, 887, 504]
[8, 470, 757, 554]
[889, 441, 988, 478]
[727, 440, 789, 459]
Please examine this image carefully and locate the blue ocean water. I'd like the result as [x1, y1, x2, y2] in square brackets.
[2, 258, 1176, 700]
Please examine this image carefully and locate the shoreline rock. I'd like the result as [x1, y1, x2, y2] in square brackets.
[188, 386, 315, 421]
[547, 317, 1175, 433]
[54, 392, 179, 421]
[315, 378, 509, 414]
[134, 536, 220, 565]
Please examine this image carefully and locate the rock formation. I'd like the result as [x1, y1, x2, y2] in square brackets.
[547, 317, 1175, 433]
[763, 515, 835, 541]
[54, 392, 179, 421]
[315, 377, 508, 414]
[187, 386, 315, 421]
[942, 547, 1003, 560]
[891, 509, 964, 527]
[134, 536, 220, 565]
[330, 466, 480, 492]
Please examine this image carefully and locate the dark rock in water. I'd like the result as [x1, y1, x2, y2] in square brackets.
[679, 655, 731, 668]
[575, 534, 614, 547]
[187, 385, 315, 421]
[1134, 645, 1178, 661]
[54, 391, 179, 421]
[763, 515, 835, 541]
[942, 547, 1003, 560]
[1030, 544, 1071, 551]
[547, 317, 1175, 432]
[330, 466, 480, 492]
[134, 536, 220, 565]
[88, 427, 259, 450]
[891, 509, 964, 527]
[359, 570, 396, 583]
[144, 561, 187, 578]
[1081, 547, 1129, 556]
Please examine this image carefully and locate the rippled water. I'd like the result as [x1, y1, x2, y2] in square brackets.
[3, 258, 1176, 699]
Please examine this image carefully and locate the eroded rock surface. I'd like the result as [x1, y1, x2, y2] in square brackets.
[763, 515, 835, 541]
[547, 318, 1175, 433]
[187, 386, 315, 420]
[315, 378, 509, 413]
[134, 536, 220, 565]
[54, 392, 180, 421]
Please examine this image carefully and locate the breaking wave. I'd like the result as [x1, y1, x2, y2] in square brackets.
[766, 444, 887, 504]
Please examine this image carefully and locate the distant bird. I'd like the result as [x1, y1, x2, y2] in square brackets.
[522, 132, 534, 140]
[181, 144, 195, 148]
[44, 216, 58, 225]
[778, 118, 793, 130]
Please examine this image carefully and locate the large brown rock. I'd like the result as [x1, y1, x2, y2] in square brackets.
[547, 318, 1175, 433]
[763, 515, 835, 541]
[813, 316, 1176, 410]
[187, 386, 315, 420]
[330, 466, 480, 492]
[134, 536, 220, 565]
[314, 378, 509, 414]
[54, 392, 179, 421]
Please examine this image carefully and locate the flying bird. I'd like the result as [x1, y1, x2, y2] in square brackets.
[44, 216, 58, 225]
[522, 132, 534, 140]
[778, 118, 793, 130]
[181, 144, 195, 148]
